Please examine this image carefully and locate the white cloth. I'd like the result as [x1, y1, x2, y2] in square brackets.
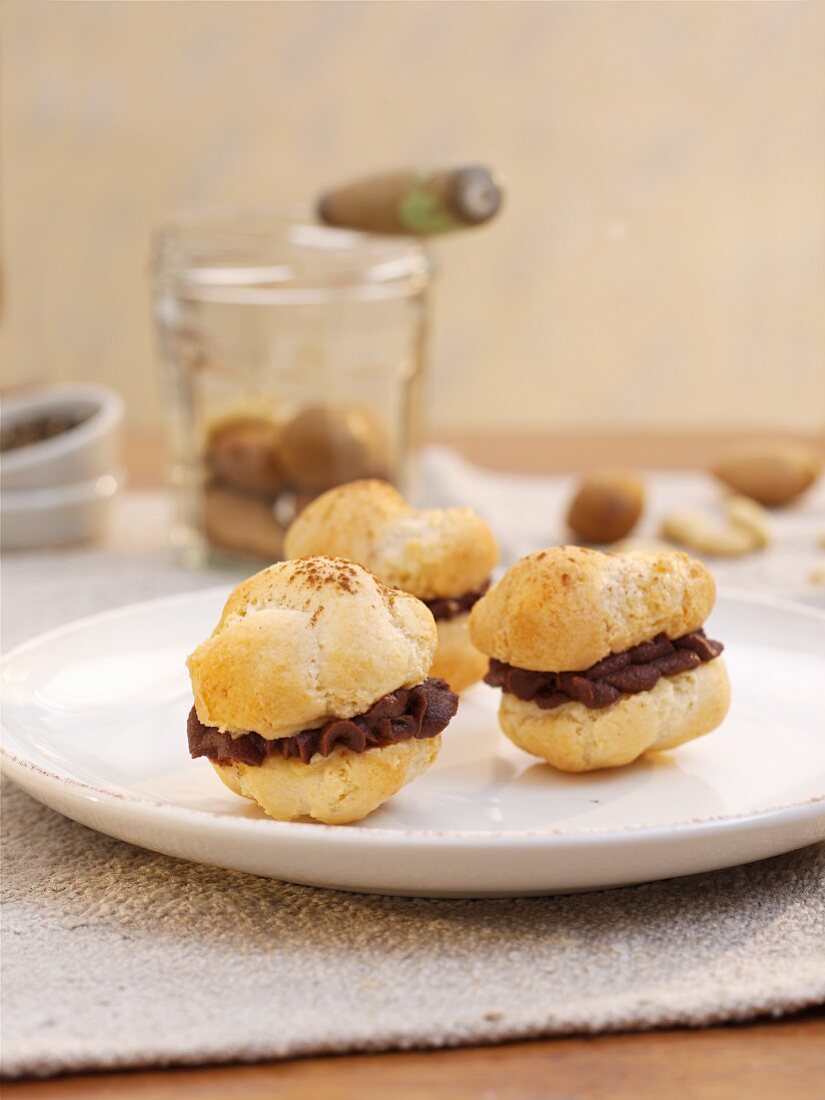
[419, 447, 825, 605]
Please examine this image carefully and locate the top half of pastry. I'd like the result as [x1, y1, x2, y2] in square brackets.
[469, 546, 716, 672]
[283, 479, 499, 601]
[187, 556, 437, 739]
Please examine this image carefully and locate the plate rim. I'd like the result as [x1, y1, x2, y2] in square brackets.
[2, 584, 824, 847]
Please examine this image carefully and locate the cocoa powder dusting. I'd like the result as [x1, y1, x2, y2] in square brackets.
[291, 557, 361, 595]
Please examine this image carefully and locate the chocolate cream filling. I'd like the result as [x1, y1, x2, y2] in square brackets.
[424, 580, 491, 622]
[188, 677, 459, 767]
[484, 629, 723, 711]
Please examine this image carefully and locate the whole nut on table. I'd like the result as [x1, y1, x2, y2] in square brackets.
[724, 495, 772, 549]
[566, 470, 645, 544]
[661, 511, 754, 557]
[661, 495, 772, 557]
[711, 441, 823, 507]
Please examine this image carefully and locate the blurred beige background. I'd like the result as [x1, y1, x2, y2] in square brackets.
[1, 0, 823, 434]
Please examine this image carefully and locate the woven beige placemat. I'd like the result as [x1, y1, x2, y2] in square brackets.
[2, 474, 824, 1078]
[1, 779, 823, 1079]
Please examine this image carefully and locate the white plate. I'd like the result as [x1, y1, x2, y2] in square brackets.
[2, 588, 824, 897]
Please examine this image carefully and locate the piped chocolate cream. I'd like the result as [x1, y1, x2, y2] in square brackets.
[485, 630, 723, 711]
[188, 677, 458, 767]
[424, 580, 490, 622]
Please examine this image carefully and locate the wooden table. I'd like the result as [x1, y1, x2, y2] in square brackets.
[6, 1016, 824, 1100]
[5, 429, 824, 1099]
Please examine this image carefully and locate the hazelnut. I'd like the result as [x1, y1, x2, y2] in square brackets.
[203, 487, 285, 561]
[567, 471, 645, 544]
[206, 417, 285, 496]
[279, 403, 389, 490]
[711, 442, 822, 507]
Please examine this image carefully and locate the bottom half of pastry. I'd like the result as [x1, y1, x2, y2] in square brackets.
[430, 613, 489, 694]
[187, 677, 457, 824]
[498, 658, 730, 772]
[212, 737, 440, 825]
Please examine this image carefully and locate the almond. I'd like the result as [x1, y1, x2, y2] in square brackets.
[711, 442, 822, 507]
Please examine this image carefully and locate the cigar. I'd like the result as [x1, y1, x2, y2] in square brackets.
[317, 166, 503, 236]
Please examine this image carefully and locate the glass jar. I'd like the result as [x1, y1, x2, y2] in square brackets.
[152, 208, 432, 567]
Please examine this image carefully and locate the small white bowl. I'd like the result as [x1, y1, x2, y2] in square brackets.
[1, 383, 124, 491]
[1, 472, 121, 550]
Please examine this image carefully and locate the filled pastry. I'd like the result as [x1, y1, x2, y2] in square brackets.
[469, 546, 729, 771]
[186, 556, 458, 823]
[284, 480, 499, 692]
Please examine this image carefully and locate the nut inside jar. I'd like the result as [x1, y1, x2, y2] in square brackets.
[201, 401, 392, 561]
